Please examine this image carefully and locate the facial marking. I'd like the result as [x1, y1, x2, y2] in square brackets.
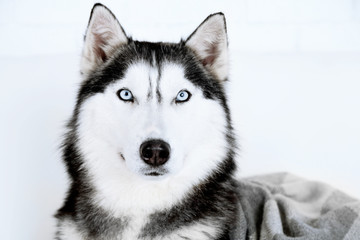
[147, 76, 153, 100]
[156, 66, 162, 103]
[148, 64, 161, 103]
[115, 62, 161, 104]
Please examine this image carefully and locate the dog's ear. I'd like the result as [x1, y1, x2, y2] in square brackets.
[185, 13, 229, 82]
[81, 3, 128, 76]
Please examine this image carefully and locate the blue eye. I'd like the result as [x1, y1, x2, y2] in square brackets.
[118, 89, 134, 102]
[175, 90, 191, 103]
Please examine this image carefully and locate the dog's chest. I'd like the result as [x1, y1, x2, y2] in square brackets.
[105, 213, 219, 240]
[119, 215, 147, 239]
[119, 215, 219, 240]
[59, 210, 219, 240]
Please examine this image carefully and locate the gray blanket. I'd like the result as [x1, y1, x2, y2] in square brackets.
[233, 173, 360, 240]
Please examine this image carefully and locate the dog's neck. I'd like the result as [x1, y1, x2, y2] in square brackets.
[76, 171, 238, 239]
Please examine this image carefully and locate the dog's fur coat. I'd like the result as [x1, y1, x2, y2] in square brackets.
[55, 3, 240, 240]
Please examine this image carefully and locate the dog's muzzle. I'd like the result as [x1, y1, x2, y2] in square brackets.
[139, 139, 170, 167]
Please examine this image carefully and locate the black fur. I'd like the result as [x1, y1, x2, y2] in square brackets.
[55, 3, 239, 240]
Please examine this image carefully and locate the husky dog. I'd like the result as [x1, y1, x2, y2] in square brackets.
[56, 3, 239, 240]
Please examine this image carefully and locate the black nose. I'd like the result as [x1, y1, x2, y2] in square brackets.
[140, 139, 170, 166]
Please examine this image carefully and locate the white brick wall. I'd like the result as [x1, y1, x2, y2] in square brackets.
[236, 0, 360, 53]
[299, 23, 360, 51]
[247, 0, 354, 23]
[293, 0, 353, 23]
[0, 0, 359, 56]
[355, 0, 360, 21]
[247, 0, 297, 23]
[233, 24, 297, 52]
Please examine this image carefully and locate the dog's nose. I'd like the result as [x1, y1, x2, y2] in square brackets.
[140, 139, 170, 166]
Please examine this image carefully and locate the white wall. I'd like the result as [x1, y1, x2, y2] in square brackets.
[0, 0, 359, 239]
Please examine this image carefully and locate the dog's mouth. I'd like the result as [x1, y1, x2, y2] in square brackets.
[145, 172, 162, 176]
[142, 167, 168, 177]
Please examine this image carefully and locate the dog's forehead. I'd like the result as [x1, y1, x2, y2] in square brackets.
[121, 61, 158, 93]
[124, 61, 187, 83]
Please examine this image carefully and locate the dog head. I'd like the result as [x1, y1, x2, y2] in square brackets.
[65, 4, 235, 209]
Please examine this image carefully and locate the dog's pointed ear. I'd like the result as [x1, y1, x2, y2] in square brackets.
[185, 13, 229, 82]
[81, 3, 128, 76]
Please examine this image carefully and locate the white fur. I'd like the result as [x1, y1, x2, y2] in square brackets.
[57, 219, 85, 240]
[186, 14, 229, 81]
[76, 62, 228, 218]
[118, 213, 148, 240]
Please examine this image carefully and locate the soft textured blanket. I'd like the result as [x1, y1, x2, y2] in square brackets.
[232, 173, 360, 240]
